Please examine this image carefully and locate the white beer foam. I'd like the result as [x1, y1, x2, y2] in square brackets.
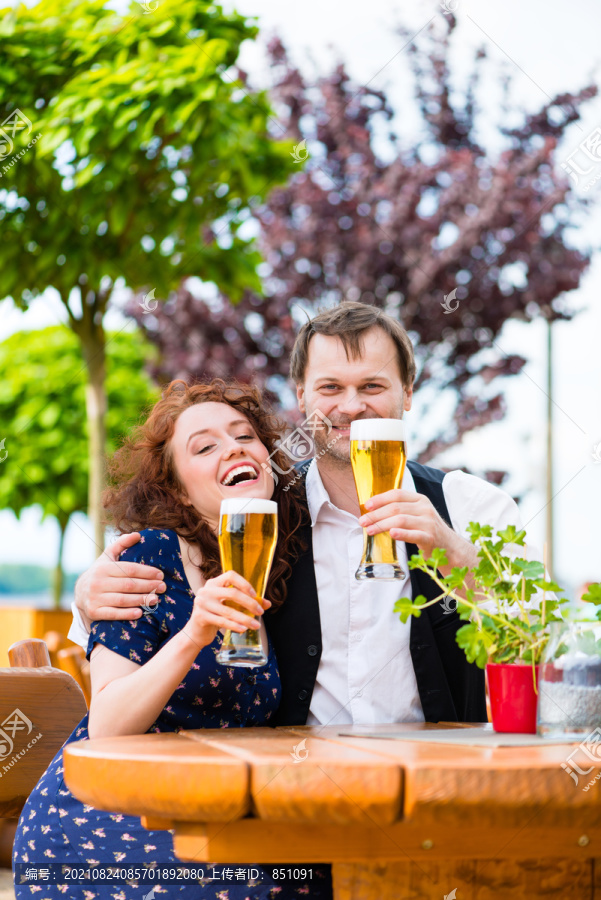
[220, 498, 278, 516]
[350, 418, 405, 441]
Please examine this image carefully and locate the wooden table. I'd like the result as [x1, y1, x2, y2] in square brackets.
[63, 723, 601, 899]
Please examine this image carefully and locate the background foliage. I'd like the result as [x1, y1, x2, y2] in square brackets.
[129, 19, 596, 466]
[0, 0, 295, 547]
[0, 326, 159, 604]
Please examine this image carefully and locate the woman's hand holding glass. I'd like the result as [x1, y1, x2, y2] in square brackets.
[185, 570, 271, 650]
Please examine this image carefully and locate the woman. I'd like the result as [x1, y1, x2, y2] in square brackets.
[13, 380, 332, 899]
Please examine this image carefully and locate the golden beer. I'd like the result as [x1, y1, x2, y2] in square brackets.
[350, 419, 407, 581]
[216, 498, 277, 667]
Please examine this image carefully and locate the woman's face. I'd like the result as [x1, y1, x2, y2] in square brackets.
[170, 401, 274, 531]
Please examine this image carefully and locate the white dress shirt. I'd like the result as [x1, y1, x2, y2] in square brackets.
[68, 602, 89, 649]
[304, 460, 523, 727]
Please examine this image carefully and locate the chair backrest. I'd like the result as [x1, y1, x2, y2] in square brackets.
[0, 639, 87, 818]
[56, 646, 91, 706]
[43, 629, 68, 667]
[43, 631, 91, 707]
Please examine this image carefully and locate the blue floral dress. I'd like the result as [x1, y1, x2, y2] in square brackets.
[13, 529, 332, 900]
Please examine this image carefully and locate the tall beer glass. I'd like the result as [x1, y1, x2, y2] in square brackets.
[350, 418, 407, 581]
[216, 498, 277, 667]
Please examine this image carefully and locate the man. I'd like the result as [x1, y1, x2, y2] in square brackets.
[71, 302, 522, 726]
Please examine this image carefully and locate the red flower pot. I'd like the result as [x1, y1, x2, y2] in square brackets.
[486, 663, 540, 734]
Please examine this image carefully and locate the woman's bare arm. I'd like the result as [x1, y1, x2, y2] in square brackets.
[88, 630, 207, 738]
[88, 570, 269, 739]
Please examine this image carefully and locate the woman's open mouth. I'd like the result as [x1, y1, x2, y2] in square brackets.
[220, 464, 260, 487]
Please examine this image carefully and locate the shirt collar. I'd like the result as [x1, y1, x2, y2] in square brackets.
[305, 457, 416, 528]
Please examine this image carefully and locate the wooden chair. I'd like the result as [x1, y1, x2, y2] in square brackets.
[44, 629, 91, 707]
[0, 638, 87, 866]
[56, 646, 92, 707]
[42, 629, 68, 668]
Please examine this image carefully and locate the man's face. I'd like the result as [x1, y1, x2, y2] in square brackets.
[296, 327, 413, 467]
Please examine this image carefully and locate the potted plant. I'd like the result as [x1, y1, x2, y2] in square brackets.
[394, 523, 570, 733]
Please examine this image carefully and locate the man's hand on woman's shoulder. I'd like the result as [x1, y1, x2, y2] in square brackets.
[74, 532, 166, 626]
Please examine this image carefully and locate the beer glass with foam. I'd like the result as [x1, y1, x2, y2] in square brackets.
[350, 418, 407, 581]
[216, 498, 277, 667]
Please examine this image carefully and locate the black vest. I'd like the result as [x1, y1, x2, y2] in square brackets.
[264, 460, 487, 726]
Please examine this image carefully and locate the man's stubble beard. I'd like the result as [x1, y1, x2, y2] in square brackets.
[306, 401, 405, 470]
[315, 429, 352, 470]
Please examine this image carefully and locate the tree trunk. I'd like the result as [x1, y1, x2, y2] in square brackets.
[52, 517, 68, 609]
[80, 328, 107, 556]
[61, 286, 110, 559]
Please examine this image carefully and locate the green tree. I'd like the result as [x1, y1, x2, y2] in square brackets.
[0, 0, 294, 551]
[0, 326, 160, 607]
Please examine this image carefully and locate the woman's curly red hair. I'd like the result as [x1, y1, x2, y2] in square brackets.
[102, 379, 308, 610]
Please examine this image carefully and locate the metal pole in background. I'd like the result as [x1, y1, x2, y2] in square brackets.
[546, 317, 554, 580]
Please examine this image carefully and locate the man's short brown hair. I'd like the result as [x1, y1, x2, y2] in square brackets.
[290, 301, 416, 387]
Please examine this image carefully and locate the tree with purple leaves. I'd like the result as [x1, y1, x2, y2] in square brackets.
[129, 16, 596, 466]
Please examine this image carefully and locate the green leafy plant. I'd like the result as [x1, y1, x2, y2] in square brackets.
[0, 0, 296, 550]
[582, 583, 601, 609]
[0, 326, 159, 606]
[562, 584, 601, 659]
[394, 523, 572, 675]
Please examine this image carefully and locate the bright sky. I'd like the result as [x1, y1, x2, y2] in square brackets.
[1, 0, 600, 595]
